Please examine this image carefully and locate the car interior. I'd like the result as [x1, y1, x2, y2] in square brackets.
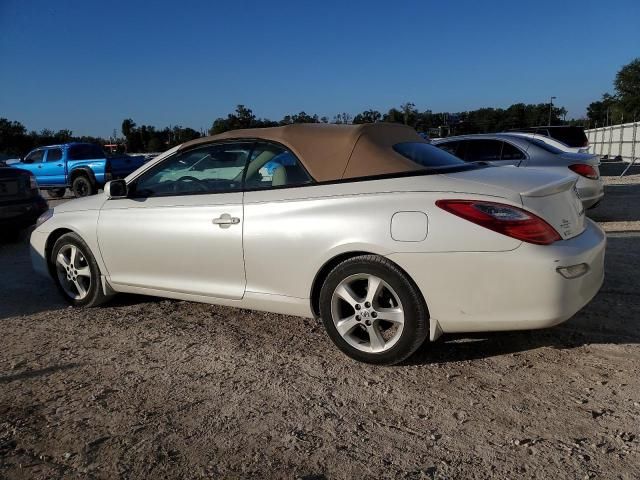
[131, 143, 313, 197]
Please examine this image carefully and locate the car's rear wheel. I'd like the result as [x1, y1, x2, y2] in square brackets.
[319, 255, 429, 365]
[50, 233, 109, 307]
[71, 175, 95, 197]
[47, 188, 66, 199]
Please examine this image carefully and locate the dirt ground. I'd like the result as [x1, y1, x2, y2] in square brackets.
[1, 163, 639, 479]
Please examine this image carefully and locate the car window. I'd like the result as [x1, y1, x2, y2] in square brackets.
[500, 142, 526, 160]
[68, 144, 105, 160]
[436, 141, 459, 156]
[526, 138, 564, 154]
[24, 150, 45, 164]
[463, 140, 502, 161]
[46, 149, 63, 162]
[244, 143, 313, 189]
[132, 142, 252, 197]
[547, 127, 588, 147]
[393, 142, 469, 168]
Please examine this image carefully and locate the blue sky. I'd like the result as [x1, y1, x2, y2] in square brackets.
[1, 0, 639, 137]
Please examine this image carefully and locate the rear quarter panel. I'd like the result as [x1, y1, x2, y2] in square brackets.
[243, 177, 521, 299]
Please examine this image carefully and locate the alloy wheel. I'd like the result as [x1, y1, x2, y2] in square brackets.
[55, 244, 92, 300]
[330, 273, 405, 353]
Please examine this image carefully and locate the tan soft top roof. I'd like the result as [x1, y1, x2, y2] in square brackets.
[178, 123, 426, 182]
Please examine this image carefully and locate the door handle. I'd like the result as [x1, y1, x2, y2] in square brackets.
[57, 164, 63, 167]
[213, 213, 240, 228]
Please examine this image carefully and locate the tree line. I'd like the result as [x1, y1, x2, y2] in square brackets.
[586, 58, 640, 127]
[1, 58, 637, 156]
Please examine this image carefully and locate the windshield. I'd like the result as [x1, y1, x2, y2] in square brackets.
[393, 142, 476, 170]
[526, 138, 564, 154]
[548, 127, 588, 147]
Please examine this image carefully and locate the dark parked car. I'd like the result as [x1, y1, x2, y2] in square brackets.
[0, 163, 48, 238]
[508, 126, 588, 149]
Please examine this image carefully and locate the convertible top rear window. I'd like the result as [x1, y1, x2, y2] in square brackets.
[393, 142, 475, 170]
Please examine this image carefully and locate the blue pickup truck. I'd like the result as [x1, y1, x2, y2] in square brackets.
[13, 143, 146, 198]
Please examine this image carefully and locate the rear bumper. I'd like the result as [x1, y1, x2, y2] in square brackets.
[577, 177, 605, 209]
[0, 196, 48, 230]
[388, 219, 606, 334]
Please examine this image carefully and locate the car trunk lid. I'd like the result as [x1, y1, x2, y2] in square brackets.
[519, 175, 585, 240]
[443, 166, 586, 240]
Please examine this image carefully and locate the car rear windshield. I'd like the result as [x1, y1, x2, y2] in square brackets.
[393, 142, 476, 171]
[68, 144, 105, 160]
[525, 138, 564, 155]
[547, 127, 588, 148]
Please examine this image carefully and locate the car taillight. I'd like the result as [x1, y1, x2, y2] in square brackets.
[29, 174, 39, 190]
[568, 163, 598, 180]
[435, 200, 562, 245]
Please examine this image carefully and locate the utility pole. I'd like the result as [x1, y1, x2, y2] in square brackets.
[548, 96, 556, 125]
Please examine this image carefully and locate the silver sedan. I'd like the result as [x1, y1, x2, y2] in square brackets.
[432, 133, 604, 208]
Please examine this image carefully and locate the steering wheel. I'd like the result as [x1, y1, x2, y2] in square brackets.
[175, 176, 209, 193]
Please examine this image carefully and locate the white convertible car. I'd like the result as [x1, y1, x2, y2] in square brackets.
[30, 124, 606, 364]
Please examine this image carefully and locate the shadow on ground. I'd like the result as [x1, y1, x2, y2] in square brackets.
[0, 231, 160, 321]
[0, 363, 80, 383]
[588, 184, 640, 223]
[586, 162, 640, 224]
[598, 161, 640, 177]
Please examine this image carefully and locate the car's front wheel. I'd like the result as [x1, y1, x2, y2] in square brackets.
[50, 233, 110, 307]
[319, 255, 429, 365]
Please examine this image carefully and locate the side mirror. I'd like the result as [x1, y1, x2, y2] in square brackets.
[105, 179, 128, 199]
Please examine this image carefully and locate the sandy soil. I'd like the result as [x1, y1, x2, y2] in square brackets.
[1, 165, 639, 479]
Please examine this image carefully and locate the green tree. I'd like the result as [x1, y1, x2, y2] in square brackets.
[0, 118, 31, 155]
[332, 112, 352, 124]
[382, 108, 403, 124]
[352, 109, 382, 124]
[279, 111, 320, 125]
[209, 104, 266, 135]
[121, 118, 136, 138]
[614, 58, 640, 119]
[587, 93, 622, 126]
[400, 102, 417, 126]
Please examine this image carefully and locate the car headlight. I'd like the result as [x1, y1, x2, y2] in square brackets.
[36, 209, 54, 228]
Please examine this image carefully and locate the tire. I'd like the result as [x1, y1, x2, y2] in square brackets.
[71, 175, 95, 197]
[319, 254, 429, 365]
[50, 233, 110, 307]
[47, 188, 66, 199]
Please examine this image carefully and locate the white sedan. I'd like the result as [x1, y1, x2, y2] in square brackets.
[30, 124, 605, 365]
